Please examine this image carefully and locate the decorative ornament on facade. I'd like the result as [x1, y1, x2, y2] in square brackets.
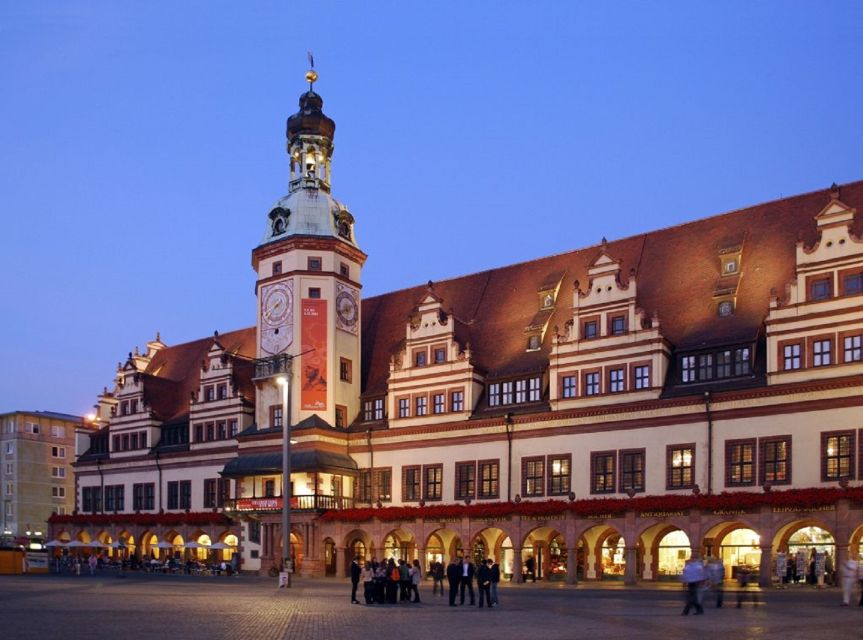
[335, 283, 359, 335]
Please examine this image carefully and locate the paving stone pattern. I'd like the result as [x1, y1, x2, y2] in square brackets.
[1, 573, 862, 640]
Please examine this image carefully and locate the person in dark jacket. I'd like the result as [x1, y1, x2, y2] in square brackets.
[446, 558, 462, 606]
[350, 556, 361, 604]
[477, 559, 492, 608]
[490, 559, 501, 606]
[459, 556, 476, 605]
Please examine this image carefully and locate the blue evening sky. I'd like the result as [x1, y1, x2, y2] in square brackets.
[1, 1, 861, 415]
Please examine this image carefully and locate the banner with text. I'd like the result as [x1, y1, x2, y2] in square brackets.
[301, 299, 328, 410]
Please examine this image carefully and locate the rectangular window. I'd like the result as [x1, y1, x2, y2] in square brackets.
[716, 350, 732, 378]
[51, 446, 66, 459]
[204, 479, 217, 508]
[488, 383, 500, 407]
[179, 480, 192, 510]
[217, 421, 227, 440]
[414, 349, 427, 367]
[374, 468, 392, 502]
[398, 397, 410, 418]
[373, 398, 384, 421]
[478, 460, 499, 499]
[308, 287, 321, 299]
[726, 439, 756, 487]
[363, 401, 373, 422]
[547, 455, 571, 496]
[272, 260, 282, 276]
[515, 379, 527, 403]
[561, 375, 577, 398]
[681, 356, 695, 382]
[51, 425, 66, 438]
[813, 339, 832, 367]
[335, 405, 347, 429]
[263, 478, 276, 497]
[667, 445, 695, 489]
[103, 486, 114, 510]
[450, 390, 464, 412]
[698, 354, 713, 380]
[611, 315, 626, 335]
[402, 466, 421, 502]
[130, 433, 139, 450]
[271, 405, 283, 428]
[204, 385, 215, 402]
[810, 277, 832, 300]
[585, 371, 600, 396]
[433, 393, 445, 414]
[206, 423, 215, 441]
[734, 347, 751, 375]
[25, 422, 40, 434]
[501, 381, 513, 405]
[5, 442, 13, 455]
[822, 431, 855, 481]
[144, 483, 155, 509]
[783, 343, 801, 370]
[844, 335, 862, 363]
[634, 365, 650, 390]
[423, 464, 443, 501]
[357, 471, 371, 503]
[455, 461, 476, 500]
[583, 320, 598, 339]
[433, 347, 446, 363]
[522, 457, 545, 497]
[609, 368, 625, 393]
[229, 419, 239, 437]
[51, 466, 65, 478]
[842, 271, 863, 296]
[340, 262, 350, 278]
[5, 482, 12, 497]
[591, 452, 616, 494]
[619, 449, 645, 493]
[216, 383, 227, 400]
[415, 396, 428, 417]
[760, 436, 791, 485]
[339, 358, 352, 382]
[167, 481, 179, 510]
[130, 399, 138, 414]
[307, 256, 322, 271]
[528, 377, 541, 402]
[133, 484, 144, 511]
[194, 423, 204, 442]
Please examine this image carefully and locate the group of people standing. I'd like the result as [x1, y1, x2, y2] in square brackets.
[349, 556, 502, 609]
[681, 556, 758, 615]
[350, 557, 422, 605]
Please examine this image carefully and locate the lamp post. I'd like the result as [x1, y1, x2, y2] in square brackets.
[277, 365, 293, 588]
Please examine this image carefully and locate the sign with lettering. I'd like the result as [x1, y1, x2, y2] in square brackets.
[235, 497, 296, 511]
[639, 511, 685, 519]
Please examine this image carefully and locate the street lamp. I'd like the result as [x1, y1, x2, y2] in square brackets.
[277, 371, 293, 588]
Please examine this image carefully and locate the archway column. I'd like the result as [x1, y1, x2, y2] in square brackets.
[512, 547, 523, 583]
[336, 546, 347, 578]
[623, 546, 638, 585]
[565, 543, 578, 585]
[416, 547, 425, 571]
[758, 543, 773, 588]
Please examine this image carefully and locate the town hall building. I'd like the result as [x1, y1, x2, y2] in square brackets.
[53, 71, 863, 587]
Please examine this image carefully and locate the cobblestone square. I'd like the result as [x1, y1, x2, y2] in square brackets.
[2, 574, 862, 640]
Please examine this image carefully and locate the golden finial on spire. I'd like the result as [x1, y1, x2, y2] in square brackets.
[305, 51, 318, 89]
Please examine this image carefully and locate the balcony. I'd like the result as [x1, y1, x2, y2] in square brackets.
[253, 354, 293, 380]
[223, 494, 354, 514]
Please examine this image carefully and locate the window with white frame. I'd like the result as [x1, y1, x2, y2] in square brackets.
[634, 365, 650, 389]
[398, 398, 410, 418]
[844, 335, 862, 362]
[51, 486, 66, 498]
[609, 368, 625, 393]
[450, 390, 464, 412]
[813, 339, 832, 367]
[561, 375, 577, 398]
[51, 466, 65, 478]
[51, 425, 66, 438]
[585, 372, 600, 395]
[783, 343, 801, 370]
[433, 393, 445, 414]
[25, 422, 40, 434]
[51, 446, 66, 459]
[5, 442, 13, 455]
[681, 356, 695, 382]
[415, 396, 427, 417]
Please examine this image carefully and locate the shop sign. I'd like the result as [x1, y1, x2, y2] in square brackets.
[772, 505, 835, 514]
[639, 511, 685, 519]
[236, 497, 283, 511]
[482, 517, 510, 524]
[433, 517, 461, 524]
[710, 509, 748, 516]
[587, 514, 615, 520]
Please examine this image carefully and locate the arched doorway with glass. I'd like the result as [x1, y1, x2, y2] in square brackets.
[275, 529, 304, 573]
[776, 521, 836, 586]
[640, 524, 690, 581]
[599, 528, 626, 580]
[849, 524, 863, 564]
[468, 527, 512, 578]
[342, 529, 372, 577]
[382, 528, 416, 563]
[521, 527, 566, 582]
[425, 528, 461, 571]
[324, 538, 337, 576]
[141, 531, 158, 560]
[702, 521, 762, 582]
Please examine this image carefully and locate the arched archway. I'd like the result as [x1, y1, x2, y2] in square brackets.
[469, 527, 513, 577]
[578, 524, 629, 581]
[638, 524, 691, 581]
[775, 521, 836, 585]
[342, 529, 372, 576]
[323, 537, 337, 576]
[425, 528, 462, 568]
[702, 522, 762, 581]
[141, 531, 158, 559]
[382, 528, 416, 563]
[521, 526, 566, 582]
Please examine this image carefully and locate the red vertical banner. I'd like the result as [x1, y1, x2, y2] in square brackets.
[301, 299, 327, 411]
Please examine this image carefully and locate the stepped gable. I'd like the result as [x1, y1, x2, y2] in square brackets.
[141, 327, 256, 421]
[360, 181, 863, 395]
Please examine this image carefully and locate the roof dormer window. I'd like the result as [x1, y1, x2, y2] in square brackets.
[809, 277, 832, 301]
[718, 300, 734, 317]
[527, 334, 541, 351]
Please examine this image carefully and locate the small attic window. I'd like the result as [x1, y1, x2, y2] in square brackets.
[527, 334, 541, 351]
[338, 221, 351, 240]
[722, 259, 738, 275]
[718, 300, 734, 317]
[541, 292, 554, 309]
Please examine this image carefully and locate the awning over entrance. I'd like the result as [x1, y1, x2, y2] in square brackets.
[220, 450, 358, 477]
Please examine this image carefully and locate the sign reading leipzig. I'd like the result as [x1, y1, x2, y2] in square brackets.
[301, 299, 328, 410]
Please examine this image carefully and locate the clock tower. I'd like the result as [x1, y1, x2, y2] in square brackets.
[252, 69, 366, 430]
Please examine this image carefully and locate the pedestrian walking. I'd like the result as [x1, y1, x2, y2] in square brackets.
[409, 559, 422, 603]
[477, 559, 492, 608]
[840, 556, 858, 606]
[736, 566, 759, 608]
[681, 557, 706, 615]
[706, 557, 725, 608]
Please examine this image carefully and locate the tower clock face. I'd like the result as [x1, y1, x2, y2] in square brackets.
[335, 284, 359, 334]
[260, 280, 294, 354]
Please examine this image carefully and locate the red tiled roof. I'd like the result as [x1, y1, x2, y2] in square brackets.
[124, 181, 863, 417]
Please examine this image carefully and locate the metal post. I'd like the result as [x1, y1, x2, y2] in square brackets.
[279, 363, 293, 588]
